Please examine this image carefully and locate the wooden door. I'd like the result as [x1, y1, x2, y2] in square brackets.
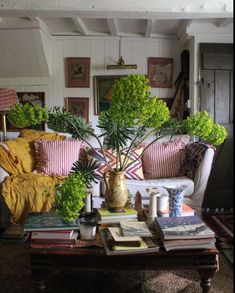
[199, 43, 233, 208]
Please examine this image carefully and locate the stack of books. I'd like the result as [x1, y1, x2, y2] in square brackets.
[99, 220, 159, 255]
[155, 215, 216, 251]
[96, 207, 138, 224]
[23, 212, 80, 248]
[1, 224, 30, 243]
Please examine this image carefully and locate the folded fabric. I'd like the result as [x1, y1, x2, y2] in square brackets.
[19, 128, 66, 141]
[2, 172, 64, 224]
[180, 141, 216, 179]
[87, 146, 144, 180]
[142, 139, 185, 179]
[34, 140, 81, 176]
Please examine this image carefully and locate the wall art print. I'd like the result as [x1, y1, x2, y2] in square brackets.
[66, 57, 90, 88]
[148, 57, 173, 88]
[65, 97, 89, 122]
[0, 92, 45, 132]
[93, 75, 126, 115]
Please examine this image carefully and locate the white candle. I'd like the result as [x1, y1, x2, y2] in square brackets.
[85, 193, 91, 213]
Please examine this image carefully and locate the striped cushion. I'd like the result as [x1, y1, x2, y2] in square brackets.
[87, 146, 144, 180]
[34, 140, 81, 176]
[142, 139, 185, 179]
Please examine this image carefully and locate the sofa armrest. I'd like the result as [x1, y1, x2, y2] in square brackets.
[0, 167, 11, 228]
[0, 167, 9, 184]
[188, 147, 215, 210]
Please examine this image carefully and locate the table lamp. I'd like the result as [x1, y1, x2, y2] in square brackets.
[0, 88, 19, 141]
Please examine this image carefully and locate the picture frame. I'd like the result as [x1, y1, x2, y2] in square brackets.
[0, 92, 45, 132]
[66, 57, 90, 88]
[65, 97, 89, 122]
[94, 75, 126, 115]
[148, 58, 173, 88]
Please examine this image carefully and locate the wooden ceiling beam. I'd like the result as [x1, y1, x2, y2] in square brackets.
[107, 19, 118, 36]
[145, 19, 154, 38]
[72, 17, 88, 35]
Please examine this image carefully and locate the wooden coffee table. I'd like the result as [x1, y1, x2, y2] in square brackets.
[30, 245, 219, 293]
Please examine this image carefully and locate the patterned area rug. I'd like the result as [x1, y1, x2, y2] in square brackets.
[202, 208, 233, 265]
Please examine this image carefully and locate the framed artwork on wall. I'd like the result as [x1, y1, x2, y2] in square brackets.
[93, 75, 126, 115]
[0, 92, 45, 132]
[66, 57, 90, 88]
[65, 97, 89, 122]
[148, 58, 173, 88]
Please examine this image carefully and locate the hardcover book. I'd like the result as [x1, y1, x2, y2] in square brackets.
[163, 238, 216, 251]
[30, 232, 79, 244]
[155, 215, 215, 240]
[120, 221, 152, 237]
[31, 230, 76, 240]
[158, 203, 195, 217]
[108, 227, 141, 246]
[1, 224, 25, 239]
[99, 227, 159, 255]
[24, 212, 80, 232]
[96, 207, 137, 220]
[98, 217, 138, 224]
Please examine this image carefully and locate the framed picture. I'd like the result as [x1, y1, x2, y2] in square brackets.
[0, 92, 45, 132]
[65, 97, 89, 122]
[148, 58, 173, 88]
[94, 75, 126, 115]
[66, 57, 90, 88]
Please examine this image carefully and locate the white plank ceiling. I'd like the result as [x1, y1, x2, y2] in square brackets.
[0, 0, 233, 38]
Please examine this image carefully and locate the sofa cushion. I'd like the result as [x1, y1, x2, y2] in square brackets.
[100, 176, 194, 203]
[142, 139, 185, 179]
[87, 146, 144, 180]
[34, 140, 81, 176]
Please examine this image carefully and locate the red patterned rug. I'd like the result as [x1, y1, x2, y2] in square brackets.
[202, 208, 233, 265]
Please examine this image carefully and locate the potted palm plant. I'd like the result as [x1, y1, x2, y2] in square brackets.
[8, 74, 227, 211]
[47, 74, 227, 210]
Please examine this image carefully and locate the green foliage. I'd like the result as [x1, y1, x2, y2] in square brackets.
[98, 112, 134, 151]
[8, 103, 48, 128]
[183, 111, 227, 145]
[48, 107, 94, 141]
[55, 172, 86, 222]
[70, 159, 99, 188]
[105, 74, 170, 128]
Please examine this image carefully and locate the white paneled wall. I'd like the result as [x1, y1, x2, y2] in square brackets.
[0, 31, 182, 140]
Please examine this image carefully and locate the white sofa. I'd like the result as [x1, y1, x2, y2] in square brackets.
[100, 135, 215, 213]
[0, 135, 215, 228]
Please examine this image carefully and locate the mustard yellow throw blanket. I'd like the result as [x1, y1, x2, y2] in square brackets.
[0, 130, 65, 224]
[2, 173, 63, 224]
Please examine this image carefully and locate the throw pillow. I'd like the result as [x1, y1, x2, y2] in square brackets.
[180, 141, 215, 179]
[142, 139, 185, 179]
[87, 146, 144, 180]
[34, 140, 81, 176]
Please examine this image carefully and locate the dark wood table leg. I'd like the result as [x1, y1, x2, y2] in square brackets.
[198, 270, 217, 293]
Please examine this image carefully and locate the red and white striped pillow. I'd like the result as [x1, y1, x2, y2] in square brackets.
[142, 139, 185, 179]
[34, 140, 81, 176]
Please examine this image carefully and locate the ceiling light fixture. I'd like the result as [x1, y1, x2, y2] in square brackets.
[106, 37, 137, 70]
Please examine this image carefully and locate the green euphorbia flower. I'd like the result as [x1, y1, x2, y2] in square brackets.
[183, 111, 227, 145]
[102, 74, 170, 129]
[55, 172, 86, 222]
[8, 103, 48, 128]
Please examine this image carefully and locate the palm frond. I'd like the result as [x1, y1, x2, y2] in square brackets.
[48, 107, 94, 140]
[98, 112, 134, 151]
[70, 159, 99, 188]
